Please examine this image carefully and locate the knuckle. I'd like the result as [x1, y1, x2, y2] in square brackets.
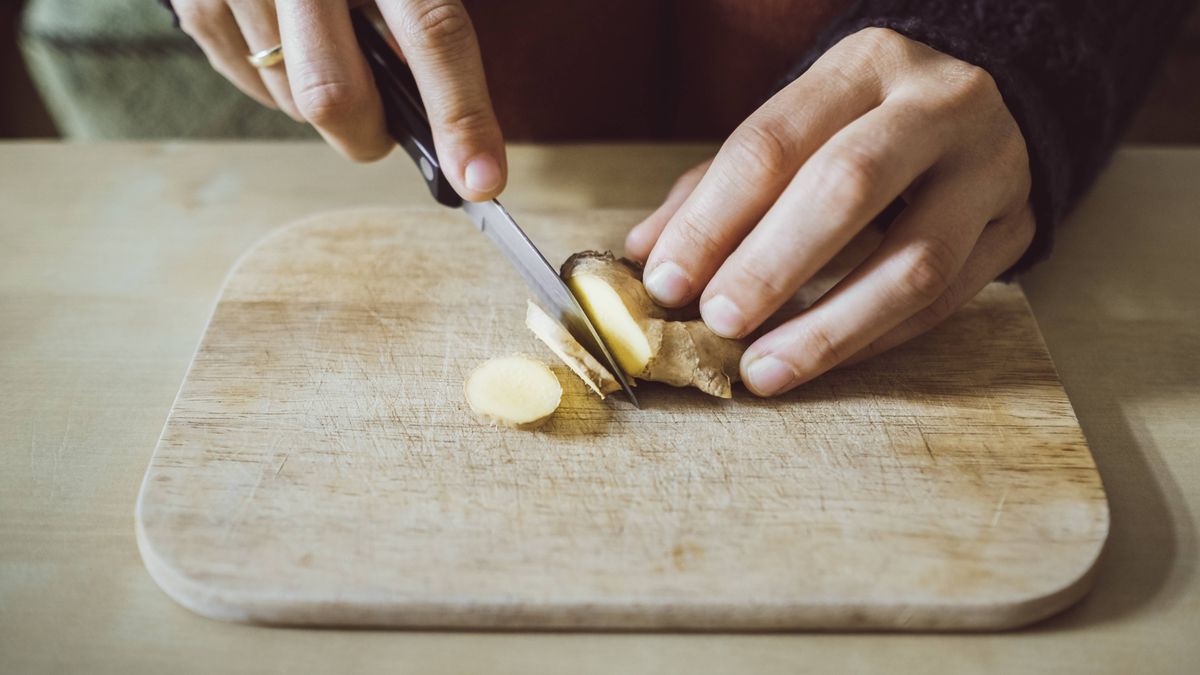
[403, 0, 473, 52]
[727, 117, 793, 179]
[812, 144, 883, 212]
[939, 62, 1002, 112]
[732, 261, 792, 303]
[952, 63, 999, 99]
[175, 1, 217, 39]
[896, 237, 958, 304]
[848, 27, 911, 65]
[797, 322, 846, 371]
[434, 103, 494, 138]
[672, 210, 728, 259]
[810, 49, 877, 93]
[293, 79, 364, 127]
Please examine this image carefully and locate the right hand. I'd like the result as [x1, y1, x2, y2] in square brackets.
[175, 0, 507, 200]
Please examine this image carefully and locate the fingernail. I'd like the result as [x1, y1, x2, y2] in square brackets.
[744, 355, 796, 396]
[700, 295, 745, 338]
[643, 261, 691, 306]
[464, 155, 502, 194]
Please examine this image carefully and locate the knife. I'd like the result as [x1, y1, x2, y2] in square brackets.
[350, 8, 638, 406]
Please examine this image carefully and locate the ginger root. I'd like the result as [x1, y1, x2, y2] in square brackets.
[463, 355, 562, 429]
[526, 300, 621, 398]
[561, 252, 747, 398]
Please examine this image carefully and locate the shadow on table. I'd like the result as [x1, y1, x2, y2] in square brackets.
[1019, 152, 1199, 631]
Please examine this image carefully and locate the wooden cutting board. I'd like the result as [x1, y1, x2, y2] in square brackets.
[136, 207, 1108, 631]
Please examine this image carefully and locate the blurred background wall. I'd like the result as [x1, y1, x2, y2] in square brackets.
[2, 0, 1197, 142]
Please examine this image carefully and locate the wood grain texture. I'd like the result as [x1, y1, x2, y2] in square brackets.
[135, 206, 1107, 631]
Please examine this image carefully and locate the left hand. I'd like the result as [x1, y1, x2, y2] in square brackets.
[625, 27, 1035, 396]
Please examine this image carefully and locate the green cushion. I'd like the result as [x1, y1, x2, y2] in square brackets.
[19, 0, 316, 139]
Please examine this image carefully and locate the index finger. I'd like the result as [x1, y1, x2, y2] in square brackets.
[378, 0, 507, 201]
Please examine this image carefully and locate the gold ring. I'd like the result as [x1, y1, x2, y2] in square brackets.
[247, 44, 284, 68]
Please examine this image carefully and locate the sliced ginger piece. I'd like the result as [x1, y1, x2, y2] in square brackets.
[525, 301, 621, 398]
[562, 251, 747, 398]
[464, 355, 562, 429]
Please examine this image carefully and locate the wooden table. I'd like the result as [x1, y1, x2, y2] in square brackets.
[1, 142, 1196, 673]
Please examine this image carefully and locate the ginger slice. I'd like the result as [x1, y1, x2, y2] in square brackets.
[464, 355, 562, 429]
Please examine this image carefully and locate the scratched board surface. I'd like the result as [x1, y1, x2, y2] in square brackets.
[135, 208, 1108, 630]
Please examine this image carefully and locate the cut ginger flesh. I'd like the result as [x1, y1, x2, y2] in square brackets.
[567, 274, 651, 375]
[463, 356, 562, 429]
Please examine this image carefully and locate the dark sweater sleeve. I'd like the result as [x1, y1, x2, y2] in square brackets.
[780, 0, 1197, 274]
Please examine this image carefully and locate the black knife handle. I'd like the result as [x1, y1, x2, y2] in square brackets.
[351, 8, 463, 208]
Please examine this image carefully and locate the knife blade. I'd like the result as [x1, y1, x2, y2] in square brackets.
[461, 200, 638, 405]
[351, 7, 638, 405]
